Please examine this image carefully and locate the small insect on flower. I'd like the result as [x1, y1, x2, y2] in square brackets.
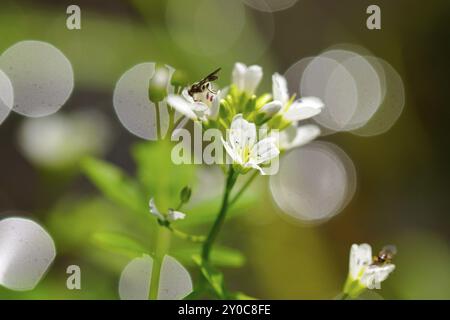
[187, 68, 221, 107]
[345, 243, 396, 297]
[372, 245, 397, 266]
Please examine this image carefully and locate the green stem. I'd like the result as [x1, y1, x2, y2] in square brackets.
[229, 170, 258, 208]
[170, 227, 206, 243]
[148, 162, 171, 300]
[341, 276, 365, 300]
[155, 101, 161, 140]
[340, 292, 350, 300]
[201, 166, 238, 262]
[149, 226, 171, 300]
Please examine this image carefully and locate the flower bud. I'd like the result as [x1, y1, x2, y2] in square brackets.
[170, 69, 189, 88]
[180, 186, 192, 204]
[149, 65, 170, 103]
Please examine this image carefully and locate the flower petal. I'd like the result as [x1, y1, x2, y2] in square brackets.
[260, 101, 282, 117]
[284, 97, 324, 122]
[167, 94, 197, 120]
[244, 65, 263, 95]
[349, 243, 372, 280]
[167, 209, 186, 221]
[232, 62, 247, 91]
[250, 137, 280, 165]
[272, 73, 289, 104]
[249, 163, 266, 175]
[279, 124, 321, 150]
[209, 87, 228, 120]
[360, 264, 395, 288]
[229, 114, 256, 151]
[181, 88, 195, 103]
[221, 137, 242, 164]
[149, 198, 165, 220]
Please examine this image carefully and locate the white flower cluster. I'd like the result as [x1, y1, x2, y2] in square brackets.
[167, 62, 324, 175]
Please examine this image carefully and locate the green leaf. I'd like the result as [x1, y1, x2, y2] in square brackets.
[178, 192, 257, 227]
[92, 232, 149, 258]
[193, 256, 227, 299]
[131, 140, 196, 208]
[172, 246, 245, 268]
[81, 157, 146, 215]
[229, 291, 257, 300]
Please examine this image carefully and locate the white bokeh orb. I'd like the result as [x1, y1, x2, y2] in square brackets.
[270, 141, 356, 224]
[119, 254, 193, 300]
[0, 217, 56, 291]
[0, 41, 74, 117]
[352, 58, 405, 137]
[0, 69, 14, 125]
[18, 110, 111, 169]
[113, 63, 175, 140]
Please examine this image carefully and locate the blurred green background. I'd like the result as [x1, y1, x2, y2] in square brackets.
[0, 0, 449, 299]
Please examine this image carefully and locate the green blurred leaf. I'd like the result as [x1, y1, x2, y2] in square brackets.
[229, 291, 257, 300]
[180, 186, 192, 204]
[172, 245, 245, 268]
[92, 232, 149, 258]
[81, 157, 146, 215]
[193, 256, 227, 299]
[132, 140, 196, 208]
[178, 192, 257, 227]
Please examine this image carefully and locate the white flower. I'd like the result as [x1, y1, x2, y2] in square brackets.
[349, 243, 395, 289]
[272, 73, 324, 122]
[149, 198, 186, 222]
[167, 209, 186, 221]
[221, 114, 279, 175]
[167, 88, 221, 122]
[232, 63, 263, 95]
[259, 101, 282, 117]
[149, 198, 165, 220]
[275, 124, 321, 151]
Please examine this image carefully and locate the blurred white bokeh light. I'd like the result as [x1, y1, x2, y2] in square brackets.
[352, 58, 405, 136]
[113, 63, 175, 140]
[18, 110, 111, 169]
[0, 69, 13, 125]
[119, 254, 192, 300]
[286, 45, 405, 137]
[0, 217, 56, 291]
[0, 41, 74, 117]
[301, 55, 357, 132]
[270, 141, 356, 224]
[241, 0, 298, 12]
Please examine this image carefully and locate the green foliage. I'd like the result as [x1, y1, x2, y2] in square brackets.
[171, 69, 189, 87]
[177, 192, 256, 227]
[131, 140, 196, 210]
[81, 157, 147, 215]
[172, 246, 245, 268]
[193, 256, 227, 299]
[229, 292, 257, 300]
[92, 232, 149, 258]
